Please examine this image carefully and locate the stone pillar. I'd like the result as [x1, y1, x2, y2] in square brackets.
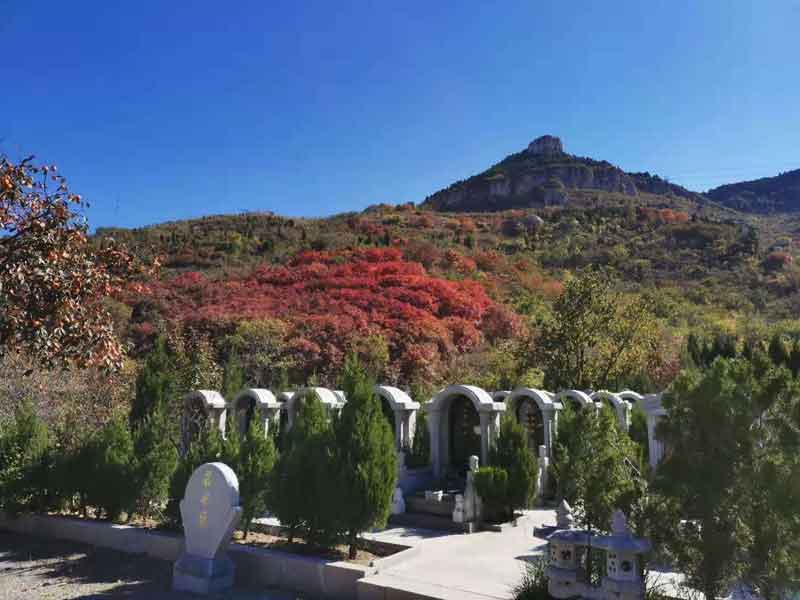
[400, 410, 415, 448]
[646, 415, 665, 469]
[393, 410, 403, 449]
[210, 407, 226, 437]
[479, 412, 491, 467]
[428, 410, 443, 478]
[642, 394, 667, 470]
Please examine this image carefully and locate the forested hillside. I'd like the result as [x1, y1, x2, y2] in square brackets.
[96, 184, 800, 394]
[707, 168, 800, 213]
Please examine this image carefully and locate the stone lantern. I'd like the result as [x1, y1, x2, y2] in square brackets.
[546, 500, 590, 598]
[595, 510, 651, 600]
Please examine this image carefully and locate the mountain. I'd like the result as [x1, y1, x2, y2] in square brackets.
[707, 168, 800, 213]
[421, 135, 703, 212]
[95, 136, 800, 389]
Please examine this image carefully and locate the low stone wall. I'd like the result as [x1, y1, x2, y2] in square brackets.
[0, 513, 417, 600]
[0, 513, 184, 561]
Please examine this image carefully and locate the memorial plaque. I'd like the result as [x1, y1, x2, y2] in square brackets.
[172, 462, 242, 595]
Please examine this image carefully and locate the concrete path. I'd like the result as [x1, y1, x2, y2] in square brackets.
[359, 508, 555, 600]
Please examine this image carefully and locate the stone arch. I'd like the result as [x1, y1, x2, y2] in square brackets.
[555, 389, 598, 411]
[284, 386, 345, 430]
[505, 387, 562, 457]
[618, 390, 644, 405]
[374, 385, 420, 450]
[589, 390, 631, 431]
[231, 388, 281, 437]
[181, 390, 226, 453]
[424, 385, 506, 478]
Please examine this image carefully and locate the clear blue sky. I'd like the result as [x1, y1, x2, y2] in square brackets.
[2, 1, 799, 229]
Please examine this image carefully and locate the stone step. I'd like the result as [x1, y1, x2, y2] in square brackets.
[405, 495, 456, 517]
[388, 512, 470, 533]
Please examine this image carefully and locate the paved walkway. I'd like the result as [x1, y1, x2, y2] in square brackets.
[360, 509, 555, 599]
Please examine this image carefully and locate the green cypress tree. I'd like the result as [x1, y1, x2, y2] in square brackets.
[165, 424, 224, 528]
[654, 356, 800, 600]
[491, 415, 537, 518]
[222, 351, 246, 402]
[238, 417, 277, 538]
[89, 414, 137, 521]
[553, 404, 643, 532]
[132, 337, 179, 425]
[131, 404, 179, 519]
[335, 355, 398, 559]
[0, 399, 51, 515]
[268, 392, 332, 544]
[768, 333, 790, 368]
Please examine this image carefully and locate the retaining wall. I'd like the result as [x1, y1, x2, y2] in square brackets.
[0, 513, 416, 600]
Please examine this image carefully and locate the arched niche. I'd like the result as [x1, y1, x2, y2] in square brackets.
[230, 388, 282, 437]
[589, 390, 631, 431]
[181, 390, 226, 453]
[424, 384, 506, 478]
[374, 385, 420, 451]
[283, 386, 345, 430]
[505, 387, 563, 458]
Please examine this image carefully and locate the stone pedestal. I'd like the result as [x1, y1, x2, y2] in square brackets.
[172, 462, 242, 596]
[173, 554, 236, 595]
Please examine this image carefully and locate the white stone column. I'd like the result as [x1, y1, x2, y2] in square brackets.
[401, 410, 415, 448]
[642, 394, 667, 470]
[210, 407, 227, 437]
[393, 409, 403, 449]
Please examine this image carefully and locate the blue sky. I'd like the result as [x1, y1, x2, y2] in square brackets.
[2, 1, 799, 229]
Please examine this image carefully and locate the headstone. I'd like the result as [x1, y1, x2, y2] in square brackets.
[172, 462, 242, 595]
[390, 487, 406, 515]
[452, 494, 466, 523]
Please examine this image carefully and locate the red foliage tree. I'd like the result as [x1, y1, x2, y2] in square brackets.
[134, 248, 518, 382]
[1, 156, 144, 369]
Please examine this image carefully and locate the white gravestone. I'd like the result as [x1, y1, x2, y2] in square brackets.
[172, 462, 242, 595]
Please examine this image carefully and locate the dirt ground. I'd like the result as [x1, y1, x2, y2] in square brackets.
[0, 531, 295, 599]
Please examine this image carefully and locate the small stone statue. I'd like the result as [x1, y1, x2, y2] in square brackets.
[469, 455, 479, 473]
[172, 462, 242, 595]
[556, 499, 574, 529]
[463, 455, 482, 523]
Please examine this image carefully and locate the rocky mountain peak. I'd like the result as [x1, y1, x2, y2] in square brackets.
[527, 135, 564, 157]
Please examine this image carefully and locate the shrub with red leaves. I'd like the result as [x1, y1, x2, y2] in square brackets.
[132, 248, 518, 382]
